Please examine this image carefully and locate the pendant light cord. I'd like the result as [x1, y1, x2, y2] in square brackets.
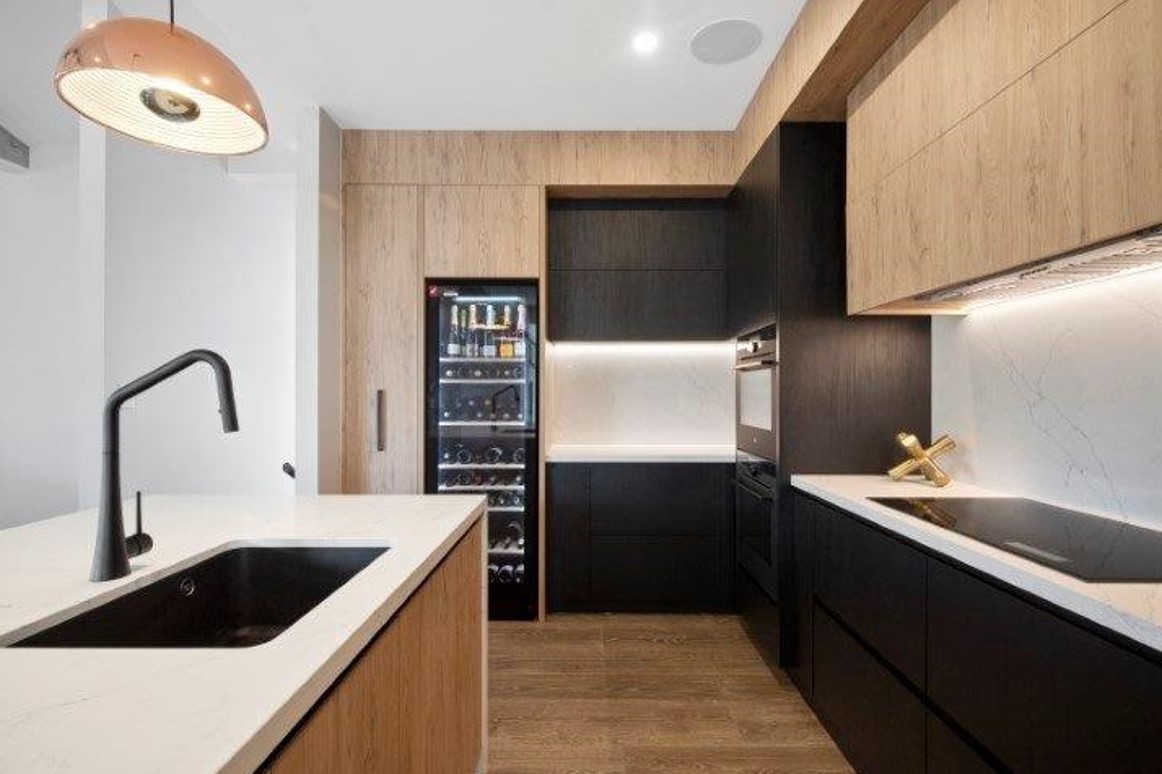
[169, 0, 175, 31]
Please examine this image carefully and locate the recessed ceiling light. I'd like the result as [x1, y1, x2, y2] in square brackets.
[632, 30, 659, 56]
[691, 19, 763, 65]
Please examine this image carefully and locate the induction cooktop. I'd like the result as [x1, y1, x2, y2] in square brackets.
[870, 497, 1162, 582]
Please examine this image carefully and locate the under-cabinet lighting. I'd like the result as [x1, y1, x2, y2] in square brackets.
[548, 341, 734, 358]
[916, 225, 1162, 313]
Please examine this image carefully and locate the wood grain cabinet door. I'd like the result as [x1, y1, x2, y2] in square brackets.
[422, 185, 542, 278]
[343, 185, 421, 494]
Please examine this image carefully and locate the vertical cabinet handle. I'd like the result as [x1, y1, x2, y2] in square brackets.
[375, 389, 386, 452]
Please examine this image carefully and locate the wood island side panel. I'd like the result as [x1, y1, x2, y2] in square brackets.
[262, 522, 484, 774]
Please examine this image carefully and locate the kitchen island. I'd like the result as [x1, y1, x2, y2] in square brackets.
[0, 494, 486, 773]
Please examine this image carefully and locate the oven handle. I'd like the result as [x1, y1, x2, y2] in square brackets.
[733, 478, 774, 502]
[733, 359, 777, 371]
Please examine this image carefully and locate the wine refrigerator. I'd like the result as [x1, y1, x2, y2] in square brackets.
[424, 280, 539, 620]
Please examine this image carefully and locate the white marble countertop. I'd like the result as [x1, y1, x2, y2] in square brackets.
[546, 443, 737, 463]
[0, 494, 485, 774]
[792, 475, 1162, 655]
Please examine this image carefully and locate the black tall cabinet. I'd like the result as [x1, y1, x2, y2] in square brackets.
[726, 123, 932, 688]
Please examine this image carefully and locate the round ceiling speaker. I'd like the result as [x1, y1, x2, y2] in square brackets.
[690, 19, 763, 65]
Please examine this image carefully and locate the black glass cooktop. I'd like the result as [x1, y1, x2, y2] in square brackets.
[871, 497, 1162, 582]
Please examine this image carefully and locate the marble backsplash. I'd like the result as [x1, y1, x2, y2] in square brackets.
[932, 269, 1162, 527]
[547, 342, 735, 447]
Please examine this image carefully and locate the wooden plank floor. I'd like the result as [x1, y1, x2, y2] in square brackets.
[488, 614, 854, 774]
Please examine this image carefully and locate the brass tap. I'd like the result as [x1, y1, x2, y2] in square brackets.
[888, 432, 956, 487]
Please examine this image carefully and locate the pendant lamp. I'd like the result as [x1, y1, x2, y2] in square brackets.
[54, 0, 267, 155]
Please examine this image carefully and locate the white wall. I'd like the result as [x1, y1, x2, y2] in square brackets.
[547, 342, 736, 447]
[933, 269, 1162, 527]
[105, 135, 297, 497]
[0, 142, 82, 527]
[0, 0, 91, 528]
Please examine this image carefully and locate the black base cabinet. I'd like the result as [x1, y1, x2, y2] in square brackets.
[929, 558, 1162, 774]
[793, 492, 1162, 774]
[813, 605, 926, 774]
[927, 713, 998, 774]
[548, 463, 733, 612]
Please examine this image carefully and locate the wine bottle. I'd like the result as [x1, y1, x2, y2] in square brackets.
[455, 471, 473, 487]
[482, 329, 497, 358]
[499, 305, 515, 358]
[488, 563, 500, 582]
[497, 564, 515, 583]
[446, 307, 462, 357]
[515, 303, 528, 359]
[514, 563, 525, 583]
[455, 445, 473, 465]
[484, 446, 504, 464]
[466, 305, 479, 357]
[504, 520, 524, 547]
[512, 448, 526, 465]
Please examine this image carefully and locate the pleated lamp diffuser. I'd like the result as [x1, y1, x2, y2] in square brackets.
[55, 18, 267, 155]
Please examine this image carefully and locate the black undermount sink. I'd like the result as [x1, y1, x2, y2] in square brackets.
[10, 545, 389, 648]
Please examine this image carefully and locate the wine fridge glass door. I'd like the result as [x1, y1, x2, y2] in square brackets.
[426, 281, 540, 620]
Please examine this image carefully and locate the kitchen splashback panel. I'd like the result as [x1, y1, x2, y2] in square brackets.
[932, 269, 1162, 528]
[547, 342, 735, 447]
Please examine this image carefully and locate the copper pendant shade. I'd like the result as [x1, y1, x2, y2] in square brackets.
[55, 16, 267, 155]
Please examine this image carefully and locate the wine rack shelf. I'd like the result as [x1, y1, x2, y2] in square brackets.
[438, 485, 525, 493]
[438, 420, 527, 428]
[487, 506, 526, 514]
[439, 357, 525, 364]
[488, 546, 525, 559]
[439, 379, 525, 386]
[438, 463, 525, 470]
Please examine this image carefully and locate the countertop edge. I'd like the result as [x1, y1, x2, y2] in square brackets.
[225, 500, 486, 773]
[791, 475, 1162, 657]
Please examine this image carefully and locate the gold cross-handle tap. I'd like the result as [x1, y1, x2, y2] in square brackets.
[888, 432, 957, 487]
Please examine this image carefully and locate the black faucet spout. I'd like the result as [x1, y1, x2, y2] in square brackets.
[91, 349, 239, 582]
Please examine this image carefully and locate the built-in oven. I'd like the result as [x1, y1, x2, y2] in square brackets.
[734, 453, 778, 594]
[735, 325, 778, 461]
[734, 451, 781, 663]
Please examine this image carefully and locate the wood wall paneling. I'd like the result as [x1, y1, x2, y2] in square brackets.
[733, 0, 929, 176]
[263, 523, 484, 774]
[344, 131, 736, 188]
[422, 185, 542, 278]
[342, 185, 422, 493]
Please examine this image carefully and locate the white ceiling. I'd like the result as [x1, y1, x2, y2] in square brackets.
[0, 0, 806, 157]
[148, 0, 808, 131]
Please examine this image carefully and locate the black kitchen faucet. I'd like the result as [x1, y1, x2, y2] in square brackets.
[91, 349, 239, 582]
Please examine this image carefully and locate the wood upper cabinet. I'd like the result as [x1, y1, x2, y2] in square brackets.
[422, 185, 543, 278]
[846, 0, 1162, 313]
[343, 185, 421, 494]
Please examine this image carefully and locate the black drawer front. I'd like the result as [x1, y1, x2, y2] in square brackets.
[589, 464, 727, 536]
[927, 712, 999, 774]
[813, 605, 925, 774]
[590, 536, 728, 609]
[814, 503, 926, 686]
[928, 558, 1162, 774]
